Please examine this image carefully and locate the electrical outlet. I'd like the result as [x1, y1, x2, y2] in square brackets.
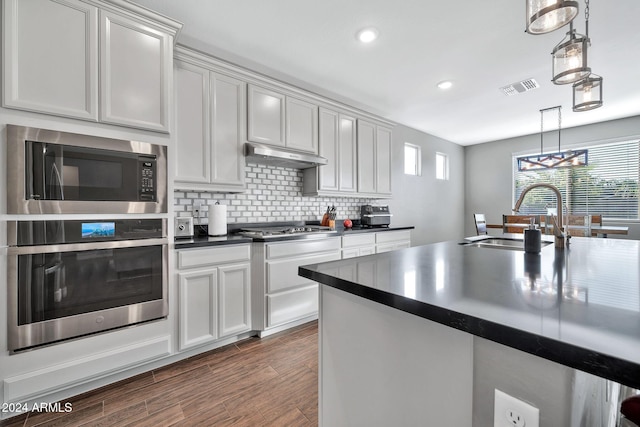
[494, 389, 539, 427]
[192, 203, 201, 217]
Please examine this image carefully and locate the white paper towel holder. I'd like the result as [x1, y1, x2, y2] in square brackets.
[208, 201, 228, 237]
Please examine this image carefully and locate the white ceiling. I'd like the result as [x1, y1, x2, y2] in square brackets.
[131, 0, 640, 146]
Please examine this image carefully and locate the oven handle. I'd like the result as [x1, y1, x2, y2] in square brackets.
[7, 238, 168, 255]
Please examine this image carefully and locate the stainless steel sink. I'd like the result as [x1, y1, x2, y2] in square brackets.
[461, 237, 552, 251]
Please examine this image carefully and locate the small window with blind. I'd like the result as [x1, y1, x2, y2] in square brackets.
[513, 140, 640, 219]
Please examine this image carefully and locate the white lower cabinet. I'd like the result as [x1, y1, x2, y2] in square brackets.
[176, 244, 251, 351]
[342, 233, 376, 259]
[252, 237, 341, 335]
[376, 230, 412, 253]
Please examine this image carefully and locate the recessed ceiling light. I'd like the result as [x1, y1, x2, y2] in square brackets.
[437, 81, 453, 90]
[356, 28, 379, 43]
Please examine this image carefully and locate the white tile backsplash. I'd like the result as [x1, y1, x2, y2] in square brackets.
[174, 163, 377, 224]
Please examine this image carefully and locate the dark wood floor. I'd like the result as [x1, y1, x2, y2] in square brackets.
[1, 321, 318, 427]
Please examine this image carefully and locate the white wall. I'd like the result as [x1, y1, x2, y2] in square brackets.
[388, 124, 466, 246]
[464, 115, 640, 239]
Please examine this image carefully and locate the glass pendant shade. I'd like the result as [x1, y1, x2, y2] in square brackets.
[573, 74, 603, 111]
[552, 29, 591, 85]
[526, 0, 579, 34]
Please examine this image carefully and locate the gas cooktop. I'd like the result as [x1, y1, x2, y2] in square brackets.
[237, 225, 337, 240]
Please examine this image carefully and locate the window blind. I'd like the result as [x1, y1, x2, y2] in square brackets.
[514, 140, 639, 219]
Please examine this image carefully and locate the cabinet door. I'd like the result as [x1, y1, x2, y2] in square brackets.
[178, 269, 218, 350]
[357, 120, 377, 194]
[247, 85, 285, 146]
[286, 97, 318, 153]
[339, 114, 357, 192]
[218, 262, 251, 338]
[3, 0, 98, 120]
[211, 73, 246, 187]
[100, 10, 172, 132]
[318, 108, 339, 191]
[376, 126, 393, 195]
[267, 285, 318, 328]
[174, 60, 210, 184]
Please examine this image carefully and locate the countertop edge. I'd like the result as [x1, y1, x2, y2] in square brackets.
[175, 226, 415, 247]
[299, 266, 640, 390]
[174, 236, 253, 249]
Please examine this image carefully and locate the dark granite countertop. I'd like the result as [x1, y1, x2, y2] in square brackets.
[174, 224, 414, 247]
[340, 225, 414, 235]
[299, 235, 640, 389]
[174, 234, 253, 249]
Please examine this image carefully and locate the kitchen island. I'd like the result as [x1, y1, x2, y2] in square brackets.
[299, 235, 640, 426]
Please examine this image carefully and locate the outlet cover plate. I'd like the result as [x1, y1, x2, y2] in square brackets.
[494, 389, 539, 427]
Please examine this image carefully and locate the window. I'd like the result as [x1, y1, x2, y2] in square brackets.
[404, 143, 421, 176]
[435, 152, 449, 180]
[513, 140, 640, 219]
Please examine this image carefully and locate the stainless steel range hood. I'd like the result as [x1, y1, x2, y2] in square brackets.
[244, 142, 328, 169]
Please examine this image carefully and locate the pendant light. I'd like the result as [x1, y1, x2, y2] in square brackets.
[573, 73, 603, 111]
[517, 106, 588, 171]
[526, 0, 579, 34]
[551, 22, 590, 84]
[572, 0, 603, 111]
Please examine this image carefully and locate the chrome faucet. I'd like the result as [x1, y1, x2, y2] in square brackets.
[513, 183, 565, 248]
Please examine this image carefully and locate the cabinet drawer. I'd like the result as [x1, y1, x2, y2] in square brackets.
[376, 230, 411, 244]
[342, 233, 376, 248]
[177, 244, 250, 269]
[267, 252, 341, 292]
[267, 285, 318, 327]
[266, 238, 341, 259]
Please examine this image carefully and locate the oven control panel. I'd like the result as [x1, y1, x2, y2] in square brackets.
[11, 219, 166, 246]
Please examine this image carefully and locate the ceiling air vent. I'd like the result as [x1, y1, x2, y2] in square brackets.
[500, 78, 540, 96]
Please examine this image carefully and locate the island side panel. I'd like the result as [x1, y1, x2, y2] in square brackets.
[319, 285, 473, 426]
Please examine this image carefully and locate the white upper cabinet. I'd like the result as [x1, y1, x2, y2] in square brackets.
[317, 108, 340, 192]
[2, 0, 181, 133]
[357, 119, 393, 197]
[376, 125, 393, 196]
[339, 114, 357, 192]
[247, 84, 319, 154]
[2, 0, 99, 120]
[175, 60, 210, 184]
[357, 120, 377, 195]
[210, 73, 246, 188]
[174, 48, 246, 192]
[286, 97, 318, 153]
[303, 108, 356, 196]
[248, 85, 286, 146]
[99, 10, 172, 132]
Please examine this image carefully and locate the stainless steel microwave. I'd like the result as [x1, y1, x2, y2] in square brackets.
[6, 125, 167, 214]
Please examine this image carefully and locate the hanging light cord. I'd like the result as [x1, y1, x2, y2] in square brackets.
[558, 106, 562, 152]
[585, 0, 590, 38]
[539, 106, 563, 154]
[540, 109, 544, 155]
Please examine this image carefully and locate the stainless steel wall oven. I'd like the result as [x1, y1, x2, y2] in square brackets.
[7, 219, 168, 352]
[6, 125, 167, 214]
